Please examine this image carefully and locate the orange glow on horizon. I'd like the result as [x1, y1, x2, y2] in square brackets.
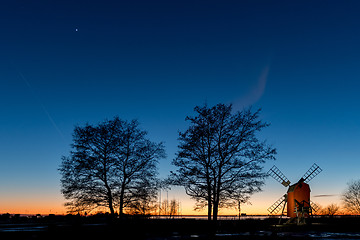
[0, 194, 67, 215]
[0, 204, 268, 216]
[0, 188, 343, 216]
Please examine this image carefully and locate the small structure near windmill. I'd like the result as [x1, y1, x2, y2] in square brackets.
[267, 163, 322, 225]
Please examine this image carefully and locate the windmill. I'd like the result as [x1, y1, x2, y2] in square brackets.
[267, 163, 322, 225]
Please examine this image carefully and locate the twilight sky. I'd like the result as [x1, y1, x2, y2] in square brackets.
[1, 0, 360, 215]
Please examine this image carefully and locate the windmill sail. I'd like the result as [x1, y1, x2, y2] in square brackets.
[302, 163, 322, 183]
[268, 165, 291, 187]
[267, 195, 287, 214]
[310, 201, 320, 213]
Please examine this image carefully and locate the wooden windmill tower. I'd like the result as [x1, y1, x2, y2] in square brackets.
[267, 163, 322, 224]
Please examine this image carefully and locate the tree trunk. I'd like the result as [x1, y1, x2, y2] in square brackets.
[207, 176, 212, 221]
[119, 182, 126, 218]
[107, 190, 115, 216]
[207, 196, 212, 221]
[213, 174, 222, 222]
[213, 200, 218, 222]
[104, 181, 115, 217]
[212, 178, 218, 222]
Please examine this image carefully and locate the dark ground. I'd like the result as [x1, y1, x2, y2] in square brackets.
[1, 215, 360, 240]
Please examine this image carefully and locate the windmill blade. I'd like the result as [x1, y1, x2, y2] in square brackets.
[302, 163, 322, 183]
[268, 165, 291, 187]
[267, 195, 287, 214]
[310, 201, 320, 213]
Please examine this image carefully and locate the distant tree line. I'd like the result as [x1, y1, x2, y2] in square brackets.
[310, 181, 360, 216]
[59, 103, 277, 221]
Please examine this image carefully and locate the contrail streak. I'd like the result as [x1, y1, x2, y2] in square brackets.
[233, 64, 270, 110]
[18, 71, 65, 141]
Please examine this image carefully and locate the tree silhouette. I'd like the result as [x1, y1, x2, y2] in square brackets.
[59, 119, 119, 215]
[126, 177, 159, 215]
[169, 199, 180, 218]
[171, 103, 276, 221]
[114, 119, 165, 217]
[343, 180, 360, 214]
[160, 198, 180, 218]
[321, 203, 340, 216]
[59, 117, 165, 216]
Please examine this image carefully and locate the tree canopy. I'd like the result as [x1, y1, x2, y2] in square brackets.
[343, 179, 360, 214]
[59, 117, 165, 216]
[171, 103, 276, 221]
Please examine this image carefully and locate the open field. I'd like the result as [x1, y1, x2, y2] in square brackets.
[1, 215, 360, 240]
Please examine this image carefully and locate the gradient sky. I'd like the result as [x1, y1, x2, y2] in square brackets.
[1, 0, 360, 215]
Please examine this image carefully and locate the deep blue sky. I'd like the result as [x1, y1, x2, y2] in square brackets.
[1, 0, 360, 214]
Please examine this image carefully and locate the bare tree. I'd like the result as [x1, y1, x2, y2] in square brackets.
[126, 177, 159, 216]
[160, 198, 179, 218]
[59, 119, 120, 215]
[169, 199, 180, 218]
[321, 203, 340, 216]
[343, 180, 360, 214]
[161, 199, 169, 215]
[114, 119, 165, 217]
[59, 117, 165, 216]
[171, 103, 276, 221]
